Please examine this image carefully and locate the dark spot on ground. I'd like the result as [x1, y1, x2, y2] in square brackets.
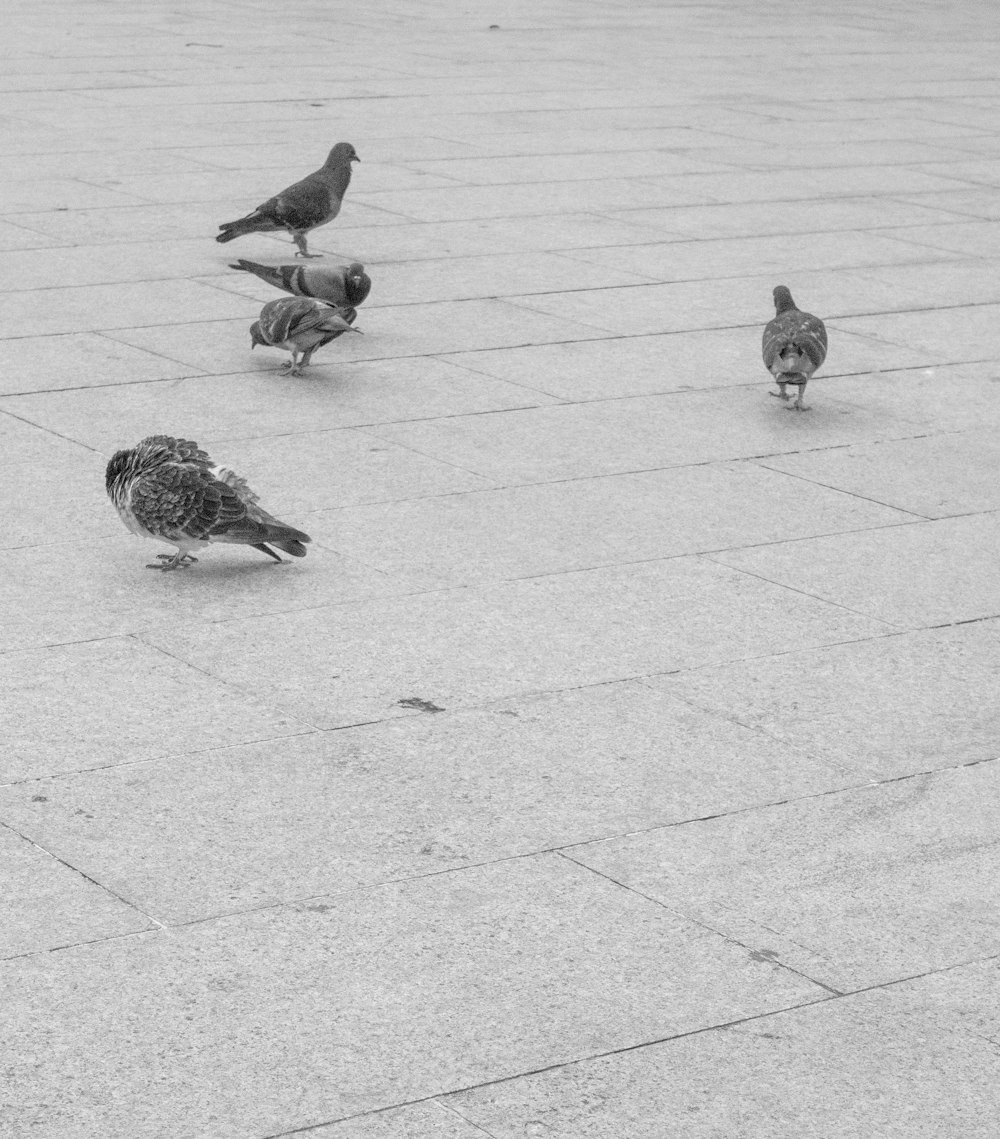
[31, 795, 47, 802]
[306, 904, 332, 913]
[750, 948, 780, 962]
[398, 697, 445, 713]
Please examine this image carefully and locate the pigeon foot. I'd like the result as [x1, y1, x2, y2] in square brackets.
[769, 390, 791, 401]
[146, 553, 198, 571]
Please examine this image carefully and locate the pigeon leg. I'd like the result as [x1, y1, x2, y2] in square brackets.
[292, 231, 320, 259]
[146, 552, 198, 571]
[770, 380, 790, 401]
[288, 349, 305, 377]
[298, 347, 317, 370]
[792, 379, 810, 411]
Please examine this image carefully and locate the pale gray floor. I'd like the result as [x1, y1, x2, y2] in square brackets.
[2, 0, 1000, 1135]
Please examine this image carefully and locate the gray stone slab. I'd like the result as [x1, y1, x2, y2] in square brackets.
[0, 856, 820, 1139]
[367, 385, 930, 484]
[645, 166, 972, 207]
[309, 463, 911, 589]
[0, 178, 147, 213]
[856, 258, 1000, 308]
[832, 303, 1000, 363]
[336, 252, 655, 304]
[2, 359, 551, 449]
[691, 139, 976, 170]
[506, 269, 927, 337]
[138, 557, 888, 730]
[0, 219, 59, 250]
[106, 298, 608, 372]
[1, 637, 311, 783]
[0, 823, 152, 960]
[870, 219, 1000, 257]
[0, 410, 93, 467]
[572, 762, 1000, 990]
[0, 239, 246, 292]
[656, 619, 1000, 780]
[294, 1103, 485, 1139]
[0, 682, 853, 923]
[355, 179, 716, 223]
[307, 213, 676, 261]
[447, 963, 1000, 1138]
[444, 325, 937, 402]
[212, 428, 496, 514]
[0, 447, 117, 550]
[711, 512, 1000, 628]
[0, 332, 204, 396]
[405, 150, 729, 185]
[560, 230, 953, 284]
[607, 196, 974, 240]
[0, 535, 407, 654]
[759, 429, 1000, 518]
[828, 363, 1000, 431]
[892, 188, 1000, 221]
[0, 279, 256, 339]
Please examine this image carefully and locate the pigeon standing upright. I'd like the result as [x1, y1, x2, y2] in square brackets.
[106, 435, 310, 570]
[762, 286, 828, 411]
[250, 295, 362, 375]
[216, 142, 359, 258]
[228, 259, 371, 308]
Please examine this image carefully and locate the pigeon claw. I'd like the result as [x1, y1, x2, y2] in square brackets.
[146, 553, 198, 570]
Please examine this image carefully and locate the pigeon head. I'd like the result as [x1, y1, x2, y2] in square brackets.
[347, 262, 365, 278]
[772, 285, 797, 314]
[249, 321, 266, 349]
[327, 142, 360, 166]
[105, 447, 137, 495]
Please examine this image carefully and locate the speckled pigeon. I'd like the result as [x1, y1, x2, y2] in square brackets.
[106, 436, 310, 571]
[250, 295, 362, 375]
[216, 142, 359, 258]
[229, 259, 371, 308]
[762, 286, 828, 411]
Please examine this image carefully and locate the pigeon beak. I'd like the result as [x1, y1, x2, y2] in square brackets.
[351, 154, 360, 162]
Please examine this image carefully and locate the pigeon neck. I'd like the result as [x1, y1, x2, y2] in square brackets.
[774, 290, 797, 314]
[325, 161, 353, 195]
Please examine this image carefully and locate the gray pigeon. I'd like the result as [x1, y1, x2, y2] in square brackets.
[250, 295, 362, 375]
[106, 435, 310, 571]
[216, 142, 359, 258]
[762, 286, 828, 411]
[229, 259, 371, 308]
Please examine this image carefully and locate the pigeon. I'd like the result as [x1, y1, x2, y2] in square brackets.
[229, 259, 371, 308]
[762, 286, 828, 411]
[216, 142, 359, 258]
[250, 295, 362, 375]
[106, 435, 310, 571]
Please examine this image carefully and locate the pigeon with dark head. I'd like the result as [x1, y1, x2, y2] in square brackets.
[762, 286, 828, 411]
[106, 435, 310, 571]
[216, 142, 359, 258]
[250, 295, 362, 375]
[229, 259, 371, 308]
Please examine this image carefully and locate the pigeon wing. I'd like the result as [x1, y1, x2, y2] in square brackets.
[129, 462, 248, 543]
[257, 297, 323, 345]
[269, 175, 336, 231]
[762, 311, 828, 372]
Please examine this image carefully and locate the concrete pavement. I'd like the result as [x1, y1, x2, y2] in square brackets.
[3, 0, 1000, 1135]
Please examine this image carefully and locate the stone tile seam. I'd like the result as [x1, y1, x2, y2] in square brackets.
[7, 748, 997, 951]
[744, 459, 937, 521]
[695, 552, 910, 629]
[554, 848, 844, 996]
[126, 633, 329, 733]
[0, 816, 164, 932]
